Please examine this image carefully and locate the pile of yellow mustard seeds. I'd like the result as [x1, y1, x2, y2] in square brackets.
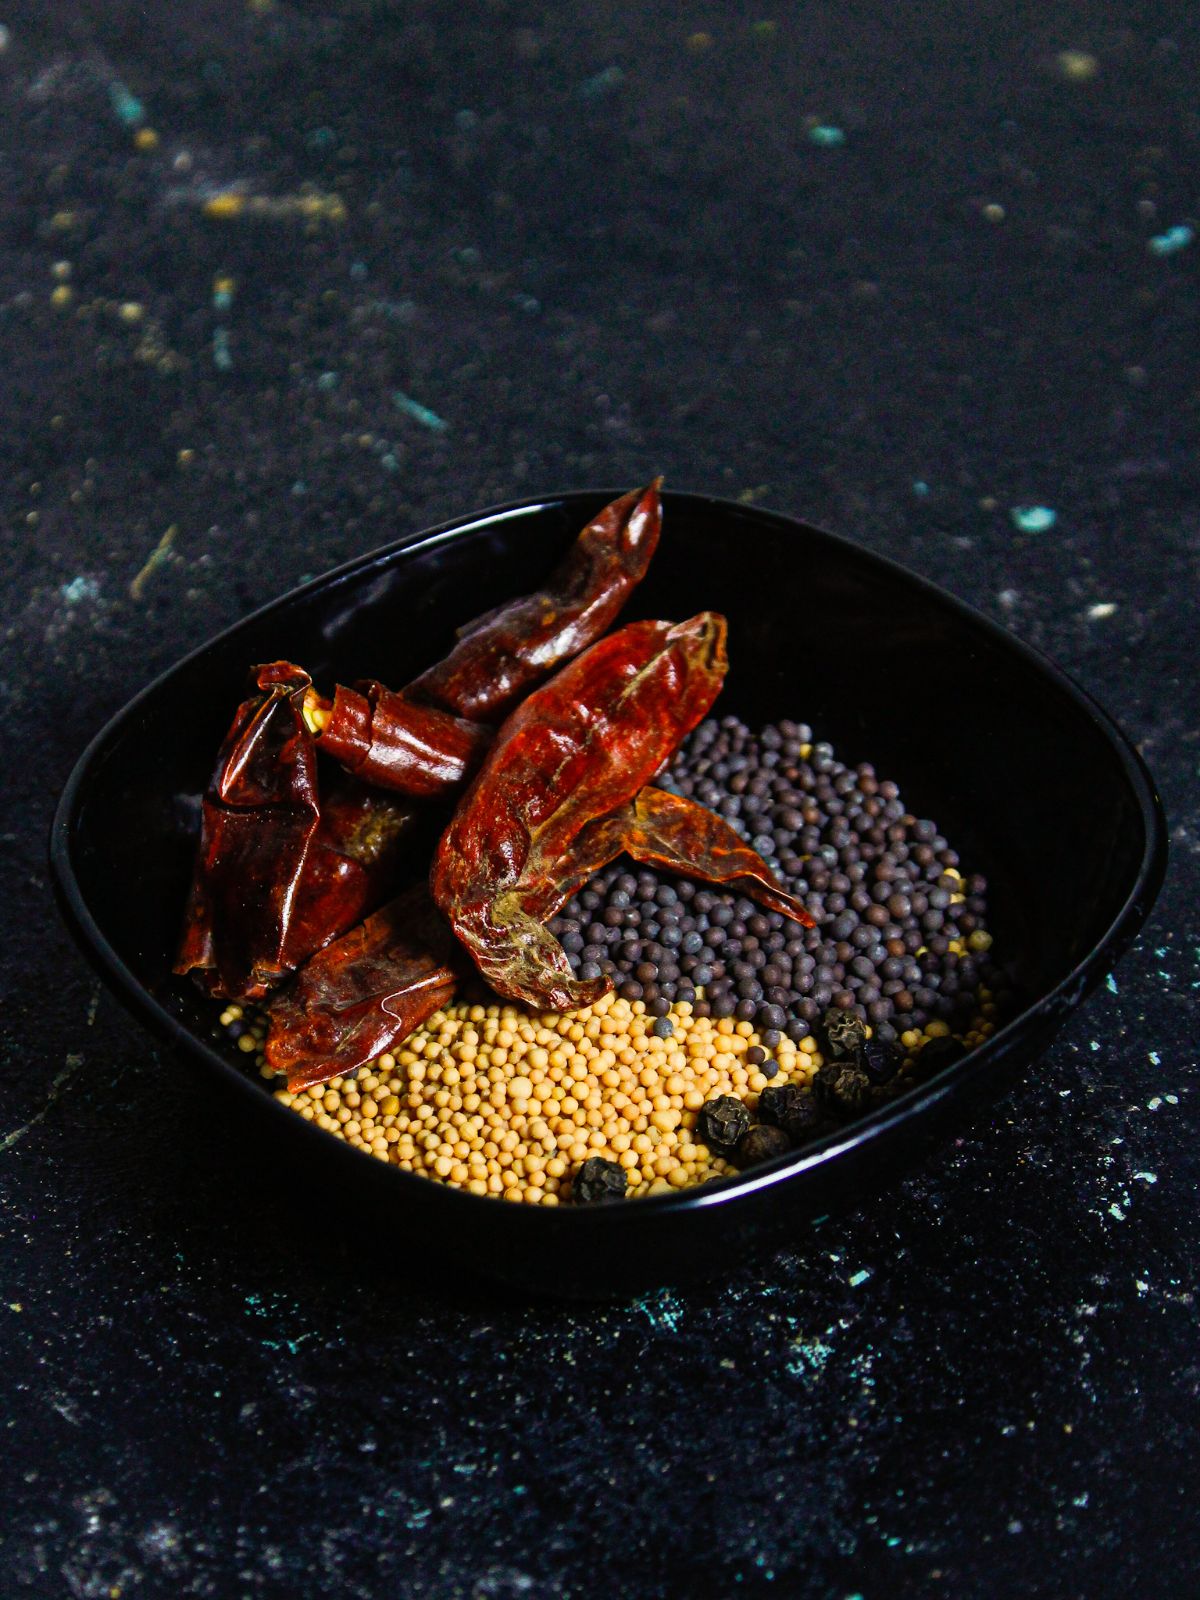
[225, 988, 996, 1203]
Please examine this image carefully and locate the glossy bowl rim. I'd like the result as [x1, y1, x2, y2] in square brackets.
[49, 488, 1169, 1228]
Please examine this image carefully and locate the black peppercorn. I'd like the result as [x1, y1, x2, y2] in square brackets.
[859, 1035, 900, 1084]
[734, 1124, 792, 1167]
[572, 1157, 628, 1204]
[697, 1095, 752, 1152]
[823, 1007, 868, 1058]
[916, 1035, 968, 1072]
[815, 1060, 873, 1116]
[758, 1081, 822, 1141]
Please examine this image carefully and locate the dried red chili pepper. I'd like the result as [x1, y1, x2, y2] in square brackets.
[265, 884, 460, 1089]
[175, 662, 321, 1000]
[310, 679, 492, 796]
[431, 614, 813, 1012]
[279, 483, 662, 799]
[175, 664, 419, 1000]
[545, 785, 817, 925]
[283, 777, 426, 968]
[407, 480, 663, 722]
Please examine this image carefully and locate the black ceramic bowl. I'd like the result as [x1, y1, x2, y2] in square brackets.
[50, 492, 1167, 1297]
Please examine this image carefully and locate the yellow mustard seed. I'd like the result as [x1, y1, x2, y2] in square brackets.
[268, 980, 994, 1203]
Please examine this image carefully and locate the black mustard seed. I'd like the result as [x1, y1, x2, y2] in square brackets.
[547, 716, 1002, 1051]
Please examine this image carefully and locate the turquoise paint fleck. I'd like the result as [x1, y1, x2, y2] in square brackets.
[784, 1333, 834, 1380]
[109, 82, 145, 127]
[848, 1268, 872, 1287]
[633, 1288, 684, 1332]
[394, 391, 449, 432]
[1010, 504, 1057, 533]
[912, 479, 930, 496]
[1148, 224, 1194, 257]
[579, 66, 625, 99]
[317, 370, 339, 391]
[808, 125, 846, 146]
[61, 576, 99, 604]
[1106, 973, 1118, 994]
[373, 298, 418, 323]
[212, 327, 232, 371]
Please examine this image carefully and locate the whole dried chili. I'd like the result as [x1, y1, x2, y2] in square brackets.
[175, 664, 420, 1000]
[265, 884, 460, 1088]
[431, 614, 814, 1013]
[561, 786, 818, 925]
[180, 484, 665, 1002]
[297, 483, 664, 795]
[407, 480, 662, 722]
[283, 776, 427, 967]
[175, 662, 321, 1000]
[309, 679, 491, 797]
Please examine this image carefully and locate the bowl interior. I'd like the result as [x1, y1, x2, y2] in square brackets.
[51, 491, 1165, 1289]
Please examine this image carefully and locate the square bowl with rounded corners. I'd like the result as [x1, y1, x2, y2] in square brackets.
[50, 491, 1167, 1297]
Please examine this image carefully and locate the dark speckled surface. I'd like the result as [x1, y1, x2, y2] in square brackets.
[2, 3, 1197, 1595]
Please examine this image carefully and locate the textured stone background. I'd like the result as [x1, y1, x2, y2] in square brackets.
[1, 3, 1196, 1595]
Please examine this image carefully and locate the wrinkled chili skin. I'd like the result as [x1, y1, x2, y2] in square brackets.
[317, 679, 492, 796]
[547, 785, 815, 929]
[308, 483, 661, 791]
[407, 481, 663, 722]
[175, 668, 424, 1001]
[281, 778, 425, 973]
[431, 614, 731, 1010]
[174, 662, 321, 1000]
[266, 884, 460, 1089]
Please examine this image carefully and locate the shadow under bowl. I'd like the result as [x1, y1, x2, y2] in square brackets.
[50, 491, 1167, 1297]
